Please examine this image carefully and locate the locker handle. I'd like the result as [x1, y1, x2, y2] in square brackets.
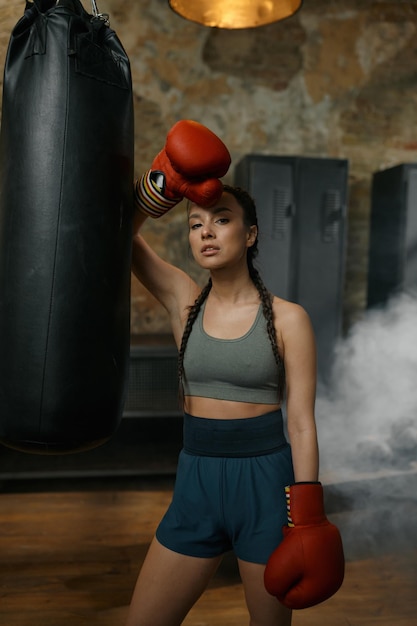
[272, 187, 292, 240]
[322, 190, 343, 243]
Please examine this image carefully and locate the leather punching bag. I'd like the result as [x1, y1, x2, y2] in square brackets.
[0, 0, 134, 453]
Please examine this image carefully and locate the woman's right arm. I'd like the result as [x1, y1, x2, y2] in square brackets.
[131, 208, 199, 337]
[130, 119, 231, 327]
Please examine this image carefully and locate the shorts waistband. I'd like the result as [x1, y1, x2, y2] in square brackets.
[183, 409, 287, 457]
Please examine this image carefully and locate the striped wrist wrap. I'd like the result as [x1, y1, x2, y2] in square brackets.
[285, 486, 294, 527]
[134, 170, 181, 218]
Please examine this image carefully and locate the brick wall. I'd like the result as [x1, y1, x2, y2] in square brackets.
[1, 0, 416, 334]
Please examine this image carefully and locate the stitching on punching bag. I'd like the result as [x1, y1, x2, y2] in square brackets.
[38, 15, 71, 434]
[25, 15, 48, 58]
[74, 32, 130, 89]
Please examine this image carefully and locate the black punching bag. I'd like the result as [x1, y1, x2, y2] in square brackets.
[0, 0, 134, 453]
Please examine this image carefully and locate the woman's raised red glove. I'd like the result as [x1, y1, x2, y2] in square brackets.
[134, 120, 231, 218]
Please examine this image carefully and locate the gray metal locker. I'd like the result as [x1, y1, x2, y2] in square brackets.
[234, 155, 349, 385]
[367, 163, 417, 308]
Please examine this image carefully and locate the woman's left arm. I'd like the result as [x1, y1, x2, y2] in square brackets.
[275, 300, 319, 483]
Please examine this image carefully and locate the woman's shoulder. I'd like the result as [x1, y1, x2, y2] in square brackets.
[272, 295, 309, 318]
[271, 296, 314, 335]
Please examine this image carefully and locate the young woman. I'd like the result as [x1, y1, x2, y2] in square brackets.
[125, 121, 343, 626]
[127, 180, 318, 626]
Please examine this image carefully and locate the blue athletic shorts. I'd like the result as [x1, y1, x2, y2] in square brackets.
[156, 410, 294, 564]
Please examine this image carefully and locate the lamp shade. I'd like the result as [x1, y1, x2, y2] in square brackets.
[169, 0, 303, 29]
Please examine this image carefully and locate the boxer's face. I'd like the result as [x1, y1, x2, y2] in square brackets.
[188, 191, 257, 271]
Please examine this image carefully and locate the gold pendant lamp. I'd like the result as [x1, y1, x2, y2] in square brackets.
[169, 0, 303, 29]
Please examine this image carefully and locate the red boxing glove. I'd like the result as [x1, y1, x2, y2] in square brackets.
[264, 483, 345, 610]
[134, 120, 231, 218]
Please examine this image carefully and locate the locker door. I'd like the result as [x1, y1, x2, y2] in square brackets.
[367, 164, 417, 307]
[234, 156, 295, 299]
[404, 168, 417, 292]
[235, 155, 348, 384]
[295, 158, 348, 382]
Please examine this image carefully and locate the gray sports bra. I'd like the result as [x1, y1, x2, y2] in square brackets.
[182, 301, 281, 404]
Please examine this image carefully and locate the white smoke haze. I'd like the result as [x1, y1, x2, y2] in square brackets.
[317, 291, 417, 477]
[313, 292, 417, 559]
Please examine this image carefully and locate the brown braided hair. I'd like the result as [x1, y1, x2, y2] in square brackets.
[178, 184, 285, 407]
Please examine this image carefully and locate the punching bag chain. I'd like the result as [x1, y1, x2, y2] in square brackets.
[91, 0, 110, 26]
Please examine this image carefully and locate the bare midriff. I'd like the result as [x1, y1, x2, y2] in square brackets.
[184, 396, 281, 419]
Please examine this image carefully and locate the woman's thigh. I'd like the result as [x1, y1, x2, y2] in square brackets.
[238, 558, 292, 626]
[125, 536, 222, 626]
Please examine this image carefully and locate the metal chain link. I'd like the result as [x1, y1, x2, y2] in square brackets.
[91, 0, 110, 26]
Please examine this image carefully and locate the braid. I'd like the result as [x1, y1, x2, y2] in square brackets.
[249, 263, 286, 404]
[178, 278, 212, 407]
[223, 184, 286, 403]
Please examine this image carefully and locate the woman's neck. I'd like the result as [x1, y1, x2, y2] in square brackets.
[208, 271, 258, 305]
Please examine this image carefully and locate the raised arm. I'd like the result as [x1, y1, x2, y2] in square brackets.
[131, 120, 231, 340]
[131, 211, 198, 341]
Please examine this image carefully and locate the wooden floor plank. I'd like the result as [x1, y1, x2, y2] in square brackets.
[0, 489, 416, 625]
